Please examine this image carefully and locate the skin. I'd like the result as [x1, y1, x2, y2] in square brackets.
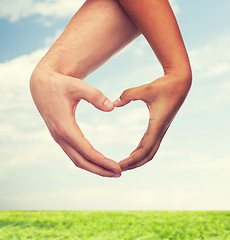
[30, 0, 192, 176]
[30, 0, 140, 177]
[114, 0, 192, 171]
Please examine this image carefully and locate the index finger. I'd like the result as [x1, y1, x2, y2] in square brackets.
[56, 136, 121, 177]
[57, 118, 121, 173]
[119, 118, 166, 169]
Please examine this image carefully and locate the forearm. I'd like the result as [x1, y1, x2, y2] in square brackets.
[36, 0, 140, 80]
[117, 0, 192, 81]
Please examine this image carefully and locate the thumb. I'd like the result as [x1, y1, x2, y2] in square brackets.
[82, 85, 114, 112]
[113, 86, 145, 107]
[54, 73, 114, 112]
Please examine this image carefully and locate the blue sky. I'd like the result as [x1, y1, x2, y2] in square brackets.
[0, 0, 230, 210]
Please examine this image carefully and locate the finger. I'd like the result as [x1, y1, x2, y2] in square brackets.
[51, 78, 120, 173]
[129, 131, 147, 156]
[55, 117, 121, 173]
[119, 118, 165, 169]
[122, 137, 162, 171]
[113, 85, 147, 107]
[86, 87, 114, 112]
[122, 121, 171, 171]
[56, 138, 121, 178]
[69, 79, 114, 112]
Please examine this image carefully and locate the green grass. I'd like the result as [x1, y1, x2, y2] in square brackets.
[0, 211, 229, 239]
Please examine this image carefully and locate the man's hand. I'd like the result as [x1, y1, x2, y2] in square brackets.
[114, 74, 191, 171]
[30, 68, 121, 177]
[29, 0, 140, 177]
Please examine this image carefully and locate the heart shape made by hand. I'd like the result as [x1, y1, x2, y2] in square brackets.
[77, 99, 149, 162]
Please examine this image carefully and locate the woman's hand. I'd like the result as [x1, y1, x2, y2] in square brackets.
[114, 74, 191, 171]
[30, 68, 121, 177]
[114, 0, 192, 171]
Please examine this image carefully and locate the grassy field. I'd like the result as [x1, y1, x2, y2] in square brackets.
[0, 211, 229, 239]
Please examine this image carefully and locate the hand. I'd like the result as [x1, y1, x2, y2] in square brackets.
[114, 74, 191, 171]
[30, 68, 121, 177]
[29, 0, 140, 177]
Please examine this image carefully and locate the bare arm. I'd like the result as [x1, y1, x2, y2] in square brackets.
[30, 0, 140, 177]
[114, 0, 192, 170]
[38, 0, 140, 79]
[117, 0, 191, 78]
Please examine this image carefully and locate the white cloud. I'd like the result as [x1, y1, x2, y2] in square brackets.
[44, 29, 62, 47]
[77, 103, 149, 159]
[0, 47, 53, 178]
[189, 34, 230, 80]
[0, 121, 60, 178]
[212, 78, 230, 104]
[0, 48, 47, 105]
[185, 34, 230, 111]
[0, 48, 47, 88]
[1, 188, 229, 210]
[0, 0, 85, 22]
[0, 123, 51, 143]
[159, 152, 230, 171]
[220, 80, 230, 90]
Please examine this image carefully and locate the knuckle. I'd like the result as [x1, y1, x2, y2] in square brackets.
[74, 161, 83, 169]
[142, 149, 156, 163]
[72, 158, 83, 169]
[121, 89, 132, 100]
[148, 154, 154, 162]
[90, 89, 103, 102]
[146, 153, 154, 162]
[51, 133, 60, 144]
[88, 144, 95, 154]
[140, 145, 152, 158]
[52, 124, 67, 140]
[98, 173, 107, 178]
[144, 83, 154, 92]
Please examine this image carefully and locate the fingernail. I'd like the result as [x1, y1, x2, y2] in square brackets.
[104, 99, 114, 109]
[113, 173, 121, 178]
[113, 98, 121, 106]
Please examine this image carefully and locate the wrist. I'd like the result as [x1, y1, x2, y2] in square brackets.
[30, 60, 61, 95]
[34, 46, 86, 80]
[164, 64, 192, 85]
[162, 66, 192, 98]
[32, 55, 77, 82]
